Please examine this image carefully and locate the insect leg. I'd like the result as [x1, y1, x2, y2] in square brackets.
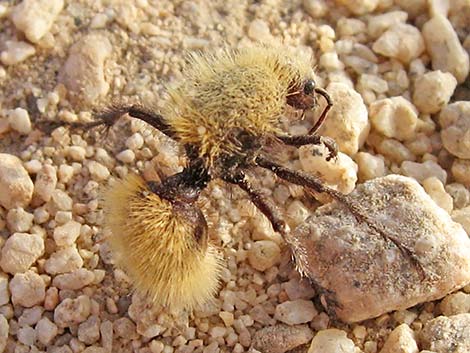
[255, 155, 425, 278]
[308, 87, 333, 135]
[222, 169, 340, 315]
[276, 134, 338, 161]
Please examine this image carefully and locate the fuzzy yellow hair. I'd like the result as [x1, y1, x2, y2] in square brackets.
[163, 45, 314, 164]
[103, 174, 223, 310]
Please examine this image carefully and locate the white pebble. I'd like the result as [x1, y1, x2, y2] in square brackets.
[0, 40, 35, 65]
[439, 291, 470, 316]
[34, 164, 57, 202]
[0, 316, 7, 353]
[422, 177, 453, 213]
[275, 300, 318, 325]
[36, 317, 58, 345]
[6, 207, 34, 232]
[452, 159, 470, 187]
[52, 268, 95, 290]
[58, 164, 74, 183]
[17, 325, 36, 346]
[401, 160, 447, 184]
[78, 315, 101, 344]
[54, 295, 91, 328]
[0, 273, 10, 306]
[10, 270, 46, 307]
[53, 220, 81, 247]
[248, 240, 281, 272]
[369, 97, 418, 141]
[125, 132, 144, 150]
[439, 102, 470, 159]
[67, 146, 86, 161]
[335, 0, 379, 15]
[116, 149, 135, 163]
[422, 14, 470, 83]
[358, 74, 388, 94]
[0, 153, 34, 209]
[420, 314, 470, 352]
[44, 246, 84, 275]
[7, 108, 31, 134]
[368, 11, 408, 38]
[18, 306, 43, 326]
[308, 329, 356, 353]
[452, 206, 470, 234]
[355, 152, 385, 181]
[379, 324, 418, 353]
[11, 0, 64, 43]
[372, 23, 424, 64]
[50, 189, 73, 211]
[248, 19, 272, 42]
[319, 52, 344, 71]
[413, 70, 457, 114]
[0, 232, 44, 274]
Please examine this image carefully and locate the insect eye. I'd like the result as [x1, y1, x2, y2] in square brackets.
[303, 80, 316, 95]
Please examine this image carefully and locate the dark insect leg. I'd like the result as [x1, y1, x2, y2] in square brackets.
[255, 155, 425, 278]
[308, 87, 333, 135]
[276, 134, 338, 161]
[222, 170, 341, 316]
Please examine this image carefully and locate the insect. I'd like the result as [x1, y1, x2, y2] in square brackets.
[61, 45, 420, 311]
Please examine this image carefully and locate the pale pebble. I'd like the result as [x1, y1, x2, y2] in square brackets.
[6, 207, 34, 232]
[422, 15, 469, 83]
[66, 146, 86, 161]
[59, 33, 112, 104]
[368, 11, 408, 38]
[17, 325, 36, 346]
[0, 316, 8, 353]
[452, 206, 470, 235]
[439, 291, 470, 316]
[252, 324, 313, 353]
[54, 295, 91, 327]
[319, 52, 344, 71]
[422, 177, 453, 213]
[446, 183, 470, 209]
[413, 71, 457, 114]
[18, 306, 43, 326]
[10, 270, 45, 307]
[355, 152, 385, 181]
[247, 19, 272, 42]
[34, 164, 57, 202]
[369, 96, 418, 141]
[401, 160, 447, 184]
[248, 240, 281, 272]
[24, 160, 42, 175]
[0, 233, 44, 274]
[376, 139, 415, 164]
[336, 18, 366, 37]
[451, 159, 470, 187]
[52, 268, 95, 291]
[319, 82, 370, 155]
[50, 189, 73, 211]
[358, 74, 388, 94]
[116, 149, 135, 163]
[7, 108, 31, 134]
[299, 147, 358, 194]
[44, 247, 83, 275]
[11, 0, 63, 43]
[420, 314, 470, 352]
[308, 329, 356, 353]
[439, 102, 470, 159]
[87, 160, 110, 181]
[78, 315, 100, 345]
[282, 277, 316, 300]
[274, 300, 317, 325]
[53, 220, 81, 247]
[372, 23, 425, 64]
[58, 164, 74, 183]
[36, 317, 58, 345]
[380, 324, 418, 353]
[0, 40, 35, 65]
[335, 0, 379, 15]
[125, 132, 144, 150]
[0, 272, 10, 306]
[302, 0, 328, 18]
[0, 153, 34, 209]
[290, 175, 470, 322]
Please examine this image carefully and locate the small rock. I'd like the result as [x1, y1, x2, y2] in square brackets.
[413, 71, 457, 114]
[252, 324, 313, 353]
[282, 277, 316, 300]
[82, 347, 107, 353]
[11, 0, 64, 43]
[422, 14, 470, 83]
[247, 19, 272, 42]
[10, 270, 46, 307]
[18, 306, 43, 326]
[59, 33, 112, 104]
[44, 247, 83, 275]
[54, 295, 91, 328]
[248, 240, 281, 272]
[66, 146, 86, 161]
[0, 232, 44, 274]
[372, 23, 424, 64]
[6, 207, 34, 232]
[299, 148, 358, 194]
[36, 317, 58, 346]
[452, 159, 470, 187]
[422, 177, 453, 213]
[87, 161, 110, 181]
[50, 189, 73, 211]
[369, 97, 418, 141]
[78, 315, 100, 345]
[274, 300, 318, 325]
[0, 153, 34, 209]
[0, 315, 9, 353]
[308, 329, 356, 353]
[420, 314, 470, 352]
[0, 272, 9, 306]
[440, 102, 470, 159]
[380, 324, 418, 353]
[7, 108, 31, 134]
[303, 0, 328, 18]
[53, 220, 81, 247]
[0, 40, 35, 65]
[439, 291, 470, 316]
[335, 0, 379, 15]
[34, 164, 57, 203]
[17, 326, 36, 346]
[446, 183, 470, 209]
[368, 11, 408, 38]
[452, 206, 470, 234]
[401, 160, 447, 184]
[355, 152, 385, 181]
[319, 82, 369, 155]
[116, 149, 135, 163]
[100, 320, 113, 352]
[52, 268, 95, 290]
[113, 317, 138, 339]
[290, 175, 470, 322]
